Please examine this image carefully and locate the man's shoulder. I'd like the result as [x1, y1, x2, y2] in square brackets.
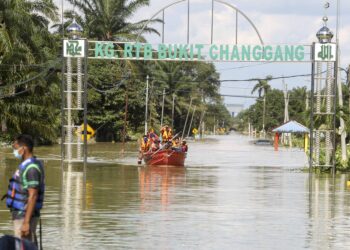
[24, 163, 42, 174]
[22, 159, 44, 184]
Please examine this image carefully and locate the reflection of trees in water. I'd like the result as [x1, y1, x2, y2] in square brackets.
[86, 165, 141, 210]
[248, 166, 284, 209]
[138, 166, 219, 211]
[250, 166, 284, 190]
[139, 166, 186, 211]
[307, 174, 350, 249]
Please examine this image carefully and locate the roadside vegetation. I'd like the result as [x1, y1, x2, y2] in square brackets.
[0, 0, 232, 144]
[233, 76, 350, 170]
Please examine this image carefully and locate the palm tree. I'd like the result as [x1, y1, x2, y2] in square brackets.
[147, 61, 221, 133]
[63, 0, 160, 41]
[251, 75, 272, 134]
[0, 0, 59, 142]
[251, 75, 272, 98]
[0, 0, 58, 63]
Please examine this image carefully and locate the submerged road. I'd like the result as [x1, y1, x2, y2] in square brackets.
[1, 133, 350, 249]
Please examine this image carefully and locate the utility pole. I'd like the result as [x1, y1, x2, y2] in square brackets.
[171, 94, 175, 129]
[213, 115, 216, 135]
[182, 97, 192, 138]
[122, 78, 129, 153]
[160, 88, 165, 128]
[337, 54, 347, 161]
[187, 106, 196, 138]
[144, 75, 149, 135]
[283, 80, 291, 146]
[198, 90, 205, 139]
[198, 111, 206, 139]
[347, 65, 350, 121]
[262, 95, 266, 138]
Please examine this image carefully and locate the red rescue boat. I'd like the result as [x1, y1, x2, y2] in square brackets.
[143, 149, 186, 167]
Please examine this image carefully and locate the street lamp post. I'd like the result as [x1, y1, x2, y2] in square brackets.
[311, 5, 338, 172]
[64, 18, 86, 168]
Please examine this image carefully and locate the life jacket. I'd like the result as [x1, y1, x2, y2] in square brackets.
[167, 129, 173, 140]
[172, 140, 179, 147]
[141, 140, 150, 151]
[3, 157, 45, 212]
[161, 128, 172, 142]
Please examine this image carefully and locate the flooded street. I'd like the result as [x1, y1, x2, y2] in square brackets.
[1, 133, 350, 249]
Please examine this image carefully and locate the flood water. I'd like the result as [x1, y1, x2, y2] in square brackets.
[1, 132, 350, 249]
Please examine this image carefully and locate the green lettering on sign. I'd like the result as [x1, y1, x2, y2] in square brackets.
[263, 46, 273, 61]
[144, 44, 153, 59]
[158, 44, 167, 59]
[209, 45, 218, 60]
[274, 46, 283, 61]
[105, 43, 115, 58]
[91, 42, 307, 62]
[95, 42, 104, 57]
[195, 44, 204, 59]
[284, 45, 294, 61]
[295, 46, 304, 61]
[230, 45, 240, 61]
[241, 46, 250, 61]
[66, 40, 82, 56]
[252, 46, 262, 60]
[124, 44, 133, 58]
[168, 45, 178, 59]
[220, 45, 229, 60]
[134, 43, 143, 58]
[178, 45, 188, 60]
[318, 44, 334, 60]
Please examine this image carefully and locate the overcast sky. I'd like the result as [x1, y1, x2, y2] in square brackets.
[56, 0, 350, 108]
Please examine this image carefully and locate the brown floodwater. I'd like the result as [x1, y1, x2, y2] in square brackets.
[1, 132, 350, 249]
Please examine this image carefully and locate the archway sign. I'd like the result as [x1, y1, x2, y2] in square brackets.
[66, 40, 312, 62]
[61, 0, 337, 173]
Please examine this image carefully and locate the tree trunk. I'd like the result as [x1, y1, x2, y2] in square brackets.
[1, 118, 7, 132]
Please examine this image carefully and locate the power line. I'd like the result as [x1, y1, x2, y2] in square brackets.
[216, 61, 273, 71]
[0, 68, 57, 99]
[87, 70, 324, 84]
[221, 94, 258, 99]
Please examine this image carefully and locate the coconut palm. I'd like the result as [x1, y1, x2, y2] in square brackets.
[0, 0, 58, 64]
[251, 75, 272, 98]
[146, 61, 221, 133]
[0, 0, 59, 142]
[62, 0, 160, 41]
[251, 75, 272, 134]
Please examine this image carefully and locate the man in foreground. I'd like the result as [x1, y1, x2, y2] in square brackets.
[3, 134, 45, 245]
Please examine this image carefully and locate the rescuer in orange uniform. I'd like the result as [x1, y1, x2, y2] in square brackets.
[160, 125, 173, 143]
[138, 135, 150, 164]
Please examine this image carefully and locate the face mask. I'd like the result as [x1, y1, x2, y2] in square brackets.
[13, 148, 23, 160]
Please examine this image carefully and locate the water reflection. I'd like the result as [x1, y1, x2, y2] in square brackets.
[1, 136, 350, 249]
[138, 166, 186, 212]
[307, 174, 350, 249]
[62, 168, 84, 249]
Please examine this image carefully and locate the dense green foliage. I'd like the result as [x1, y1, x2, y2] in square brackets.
[0, 0, 232, 144]
[0, 0, 60, 143]
[235, 85, 311, 132]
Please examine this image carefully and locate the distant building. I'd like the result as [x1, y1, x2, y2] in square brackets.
[226, 104, 244, 117]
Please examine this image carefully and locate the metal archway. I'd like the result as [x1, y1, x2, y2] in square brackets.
[135, 0, 264, 45]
